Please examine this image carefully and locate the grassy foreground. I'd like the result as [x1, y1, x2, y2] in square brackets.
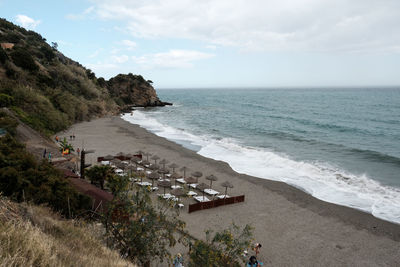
[0, 196, 135, 267]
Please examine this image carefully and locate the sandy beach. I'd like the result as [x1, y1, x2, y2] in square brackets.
[62, 116, 400, 266]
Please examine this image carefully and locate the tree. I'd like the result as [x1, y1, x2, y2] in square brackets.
[106, 173, 129, 195]
[189, 223, 253, 266]
[85, 165, 114, 190]
[103, 186, 186, 265]
[59, 137, 74, 154]
[51, 42, 58, 50]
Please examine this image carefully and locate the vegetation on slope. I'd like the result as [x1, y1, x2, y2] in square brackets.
[0, 196, 135, 267]
[0, 111, 90, 217]
[0, 18, 163, 136]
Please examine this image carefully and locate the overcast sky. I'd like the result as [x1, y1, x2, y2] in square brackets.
[2, 0, 400, 88]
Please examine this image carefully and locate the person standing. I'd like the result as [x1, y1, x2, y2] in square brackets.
[77, 147, 80, 156]
[43, 148, 47, 158]
[253, 243, 262, 257]
[48, 152, 52, 162]
[173, 253, 184, 267]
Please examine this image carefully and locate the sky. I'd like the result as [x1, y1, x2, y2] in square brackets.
[1, 0, 400, 88]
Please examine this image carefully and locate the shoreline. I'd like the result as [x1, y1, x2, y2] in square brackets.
[63, 116, 400, 265]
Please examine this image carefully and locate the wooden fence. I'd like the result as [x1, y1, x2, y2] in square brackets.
[188, 195, 245, 213]
[97, 154, 142, 162]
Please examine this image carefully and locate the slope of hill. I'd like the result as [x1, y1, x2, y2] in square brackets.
[0, 18, 167, 136]
[0, 196, 135, 267]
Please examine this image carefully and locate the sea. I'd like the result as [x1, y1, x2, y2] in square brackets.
[121, 88, 400, 224]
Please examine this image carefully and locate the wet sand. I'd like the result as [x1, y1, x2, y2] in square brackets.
[62, 116, 400, 266]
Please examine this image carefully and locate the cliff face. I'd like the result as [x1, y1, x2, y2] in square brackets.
[107, 73, 170, 107]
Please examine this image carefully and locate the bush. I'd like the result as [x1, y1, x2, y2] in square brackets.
[39, 45, 55, 62]
[10, 47, 39, 72]
[0, 47, 8, 63]
[189, 224, 253, 266]
[0, 93, 14, 107]
[0, 134, 91, 216]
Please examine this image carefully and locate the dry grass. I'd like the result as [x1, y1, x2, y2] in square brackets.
[0, 197, 135, 267]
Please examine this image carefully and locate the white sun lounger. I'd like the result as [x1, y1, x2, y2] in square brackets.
[189, 183, 198, 189]
[204, 189, 219, 196]
[216, 195, 229, 199]
[193, 196, 210, 202]
[176, 178, 186, 184]
[187, 191, 198, 196]
[171, 185, 182, 189]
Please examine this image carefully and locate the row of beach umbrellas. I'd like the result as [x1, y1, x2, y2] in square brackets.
[104, 151, 235, 197]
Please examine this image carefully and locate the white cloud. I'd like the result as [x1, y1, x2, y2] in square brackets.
[88, 48, 103, 58]
[111, 54, 130, 63]
[89, 0, 400, 53]
[121, 39, 137, 50]
[66, 6, 95, 20]
[15, 14, 41, 29]
[132, 49, 214, 69]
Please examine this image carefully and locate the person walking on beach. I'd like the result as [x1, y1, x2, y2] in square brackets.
[43, 148, 47, 158]
[173, 253, 184, 267]
[77, 147, 80, 156]
[253, 243, 262, 257]
[55, 136, 59, 142]
[48, 152, 52, 162]
[247, 256, 263, 267]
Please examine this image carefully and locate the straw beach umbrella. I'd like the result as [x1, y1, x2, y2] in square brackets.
[169, 163, 179, 173]
[171, 188, 185, 201]
[221, 181, 234, 198]
[151, 155, 160, 165]
[159, 159, 169, 170]
[184, 176, 197, 184]
[191, 171, 203, 183]
[180, 166, 188, 178]
[206, 174, 218, 189]
[170, 172, 181, 187]
[158, 168, 169, 179]
[143, 152, 151, 161]
[131, 156, 141, 167]
[147, 171, 160, 187]
[149, 164, 159, 171]
[158, 180, 171, 195]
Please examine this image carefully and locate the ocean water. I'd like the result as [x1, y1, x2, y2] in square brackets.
[121, 88, 400, 224]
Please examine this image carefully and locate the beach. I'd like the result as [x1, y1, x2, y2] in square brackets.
[63, 116, 400, 266]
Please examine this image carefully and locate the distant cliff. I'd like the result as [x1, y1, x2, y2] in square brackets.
[107, 73, 171, 108]
[0, 18, 168, 135]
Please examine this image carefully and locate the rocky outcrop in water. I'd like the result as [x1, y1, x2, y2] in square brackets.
[107, 73, 172, 108]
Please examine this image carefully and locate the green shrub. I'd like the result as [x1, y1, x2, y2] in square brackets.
[0, 134, 91, 217]
[0, 93, 14, 107]
[39, 45, 55, 62]
[0, 47, 8, 63]
[0, 111, 18, 136]
[10, 47, 39, 71]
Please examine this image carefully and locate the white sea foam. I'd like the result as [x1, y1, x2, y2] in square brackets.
[121, 111, 400, 224]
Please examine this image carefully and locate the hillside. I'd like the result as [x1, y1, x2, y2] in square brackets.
[0, 196, 135, 267]
[0, 18, 168, 136]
